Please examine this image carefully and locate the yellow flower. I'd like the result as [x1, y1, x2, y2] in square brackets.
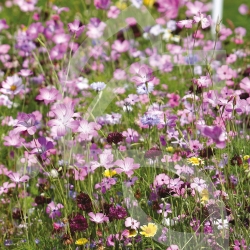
[143, 0, 155, 8]
[243, 155, 250, 161]
[187, 157, 204, 166]
[116, 2, 127, 10]
[75, 238, 88, 245]
[103, 169, 116, 178]
[140, 223, 157, 237]
[200, 189, 209, 203]
[128, 229, 138, 238]
[166, 146, 174, 153]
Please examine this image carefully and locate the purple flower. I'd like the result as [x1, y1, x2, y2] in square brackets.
[124, 176, 138, 187]
[36, 87, 62, 105]
[122, 128, 139, 143]
[114, 157, 140, 177]
[87, 18, 106, 39]
[8, 172, 29, 183]
[112, 40, 129, 53]
[157, 0, 180, 19]
[141, 113, 160, 126]
[193, 12, 211, 29]
[238, 4, 249, 15]
[131, 63, 154, 85]
[68, 213, 88, 232]
[95, 177, 117, 193]
[68, 20, 85, 37]
[0, 19, 9, 31]
[3, 130, 25, 147]
[46, 201, 64, 219]
[108, 205, 127, 220]
[30, 137, 54, 160]
[157, 203, 172, 217]
[47, 102, 79, 137]
[94, 0, 110, 9]
[77, 120, 101, 141]
[0, 182, 16, 195]
[90, 81, 106, 92]
[190, 178, 207, 193]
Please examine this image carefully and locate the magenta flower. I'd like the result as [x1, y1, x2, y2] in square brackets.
[122, 128, 139, 143]
[36, 87, 62, 105]
[153, 173, 170, 187]
[114, 157, 140, 177]
[157, 0, 180, 19]
[94, 0, 110, 9]
[88, 212, 109, 223]
[95, 177, 117, 193]
[0, 19, 9, 31]
[157, 203, 172, 217]
[8, 172, 29, 183]
[30, 137, 55, 160]
[19, 69, 33, 77]
[186, 1, 210, 17]
[125, 217, 140, 229]
[240, 77, 250, 93]
[46, 201, 64, 219]
[193, 12, 211, 29]
[3, 130, 25, 147]
[47, 102, 79, 137]
[217, 65, 237, 80]
[87, 18, 106, 39]
[177, 19, 193, 29]
[238, 4, 249, 15]
[12, 113, 39, 135]
[107, 6, 120, 19]
[76, 120, 101, 141]
[0, 182, 16, 195]
[68, 20, 85, 37]
[1, 75, 23, 95]
[130, 63, 154, 86]
[112, 40, 129, 53]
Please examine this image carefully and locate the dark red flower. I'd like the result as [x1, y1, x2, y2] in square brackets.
[68, 213, 88, 233]
[76, 192, 93, 212]
[107, 132, 123, 145]
[144, 147, 162, 159]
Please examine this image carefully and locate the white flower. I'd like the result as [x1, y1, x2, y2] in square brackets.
[213, 219, 229, 230]
[50, 169, 59, 178]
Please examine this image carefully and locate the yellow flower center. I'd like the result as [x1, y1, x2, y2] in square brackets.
[10, 85, 17, 91]
[103, 169, 116, 178]
[75, 238, 88, 245]
[143, 0, 155, 7]
[187, 157, 204, 166]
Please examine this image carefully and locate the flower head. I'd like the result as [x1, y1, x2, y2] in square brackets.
[75, 238, 88, 246]
[140, 223, 157, 237]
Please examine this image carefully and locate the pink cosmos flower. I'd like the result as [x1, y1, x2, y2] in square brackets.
[125, 217, 140, 229]
[47, 102, 79, 137]
[112, 40, 129, 53]
[68, 20, 85, 37]
[36, 87, 62, 105]
[154, 173, 170, 187]
[177, 19, 193, 29]
[190, 177, 207, 193]
[217, 65, 237, 80]
[238, 4, 249, 15]
[114, 157, 140, 177]
[8, 172, 29, 183]
[0, 182, 16, 195]
[3, 130, 25, 147]
[94, 0, 110, 9]
[1, 74, 23, 95]
[76, 120, 101, 141]
[88, 212, 109, 223]
[46, 201, 64, 219]
[193, 12, 211, 29]
[12, 113, 39, 135]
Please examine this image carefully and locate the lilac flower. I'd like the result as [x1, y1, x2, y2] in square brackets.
[112, 40, 129, 53]
[0, 182, 16, 195]
[193, 12, 211, 29]
[177, 19, 193, 29]
[87, 18, 106, 39]
[157, 203, 172, 217]
[3, 130, 25, 147]
[88, 212, 109, 223]
[30, 137, 54, 160]
[12, 113, 39, 135]
[114, 157, 140, 177]
[124, 176, 138, 187]
[90, 82, 106, 92]
[137, 82, 154, 95]
[122, 128, 139, 143]
[47, 102, 79, 137]
[77, 120, 101, 141]
[190, 178, 207, 193]
[141, 113, 160, 126]
[95, 177, 117, 193]
[16, 0, 37, 12]
[1, 75, 23, 95]
[131, 64, 154, 85]
[8, 172, 29, 183]
[36, 87, 62, 105]
[90, 143, 102, 161]
[105, 113, 122, 125]
[46, 201, 64, 219]
[68, 20, 85, 37]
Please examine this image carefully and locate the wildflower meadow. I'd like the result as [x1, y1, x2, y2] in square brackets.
[0, 0, 250, 249]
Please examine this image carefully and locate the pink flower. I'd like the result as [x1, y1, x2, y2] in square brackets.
[167, 245, 179, 250]
[3, 130, 25, 147]
[238, 4, 249, 15]
[90, 150, 114, 171]
[0, 19, 9, 31]
[154, 173, 170, 187]
[16, 0, 37, 12]
[107, 6, 120, 19]
[240, 77, 250, 93]
[130, 63, 154, 86]
[46, 201, 64, 219]
[47, 102, 79, 137]
[190, 177, 207, 193]
[8, 172, 29, 183]
[87, 18, 106, 39]
[157, 0, 180, 19]
[186, 1, 210, 17]
[77, 120, 101, 141]
[19, 69, 33, 77]
[12, 113, 39, 135]
[125, 217, 140, 229]
[122, 128, 139, 143]
[217, 65, 237, 80]
[194, 75, 212, 88]
[177, 19, 193, 29]
[114, 157, 140, 177]
[88, 212, 109, 223]
[68, 20, 85, 37]
[112, 40, 129, 53]
[1, 74, 23, 95]
[94, 0, 110, 9]
[193, 12, 211, 29]
[36, 87, 62, 105]
[0, 182, 16, 195]
[74, 167, 88, 181]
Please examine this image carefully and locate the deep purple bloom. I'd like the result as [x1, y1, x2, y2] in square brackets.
[68, 213, 88, 232]
[108, 205, 127, 220]
[46, 201, 64, 219]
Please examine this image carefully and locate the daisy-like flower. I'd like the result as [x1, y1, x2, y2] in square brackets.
[140, 223, 158, 237]
[187, 157, 204, 166]
[191, 177, 207, 193]
[36, 87, 62, 105]
[90, 82, 106, 92]
[8, 172, 29, 183]
[88, 212, 109, 224]
[75, 238, 88, 246]
[200, 189, 209, 203]
[103, 169, 116, 178]
[1, 75, 23, 95]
